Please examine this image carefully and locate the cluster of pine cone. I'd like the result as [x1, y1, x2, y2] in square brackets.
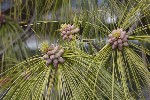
[108, 28, 129, 50]
[41, 44, 65, 68]
[0, 14, 6, 26]
[60, 24, 80, 41]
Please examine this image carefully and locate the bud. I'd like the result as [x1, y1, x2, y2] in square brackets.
[50, 55, 55, 60]
[118, 44, 123, 50]
[67, 24, 71, 27]
[120, 31, 126, 39]
[43, 54, 49, 60]
[58, 49, 64, 56]
[40, 57, 44, 60]
[67, 27, 71, 31]
[112, 44, 117, 49]
[53, 62, 58, 68]
[71, 28, 79, 33]
[74, 28, 80, 33]
[108, 39, 113, 44]
[61, 33, 64, 36]
[46, 59, 52, 66]
[114, 41, 118, 46]
[48, 44, 54, 51]
[55, 53, 61, 58]
[69, 35, 73, 39]
[70, 25, 74, 29]
[58, 57, 65, 63]
[108, 34, 113, 38]
[68, 38, 72, 41]
[54, 46, 60, 53]
[47, 51, 53, 55]
[53, 59, 58, 64]
[111, 37, 117, 42]
[118, 43, 123, 47]
[63, 35, 68, 40]
[51, 50, 56, 54]
[118, 39, 122, 44]
[66, 31, 70, 35]
[53, 59, 59, 68]
[118, 28, 123, 32]
[122, 36, 128, 42]
[123, 42, 129, 46]
[111, 30, 116, 34]
[62, 31, 66, 34]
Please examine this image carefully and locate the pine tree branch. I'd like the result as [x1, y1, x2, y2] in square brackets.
[0, 8, 36, 56]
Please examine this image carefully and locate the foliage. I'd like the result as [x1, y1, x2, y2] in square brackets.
[0, 0, 150, 100]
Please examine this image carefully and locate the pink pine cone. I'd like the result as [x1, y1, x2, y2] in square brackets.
[41, 44, 66, 67]
[108, 28, 129, 50]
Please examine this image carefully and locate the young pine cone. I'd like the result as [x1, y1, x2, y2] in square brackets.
[41, 44, 65, 68]
[60, 24, 80, 41]
[108, 28, 129, 50]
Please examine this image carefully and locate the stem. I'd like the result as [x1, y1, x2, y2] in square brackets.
[112, 51, 115, 100]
